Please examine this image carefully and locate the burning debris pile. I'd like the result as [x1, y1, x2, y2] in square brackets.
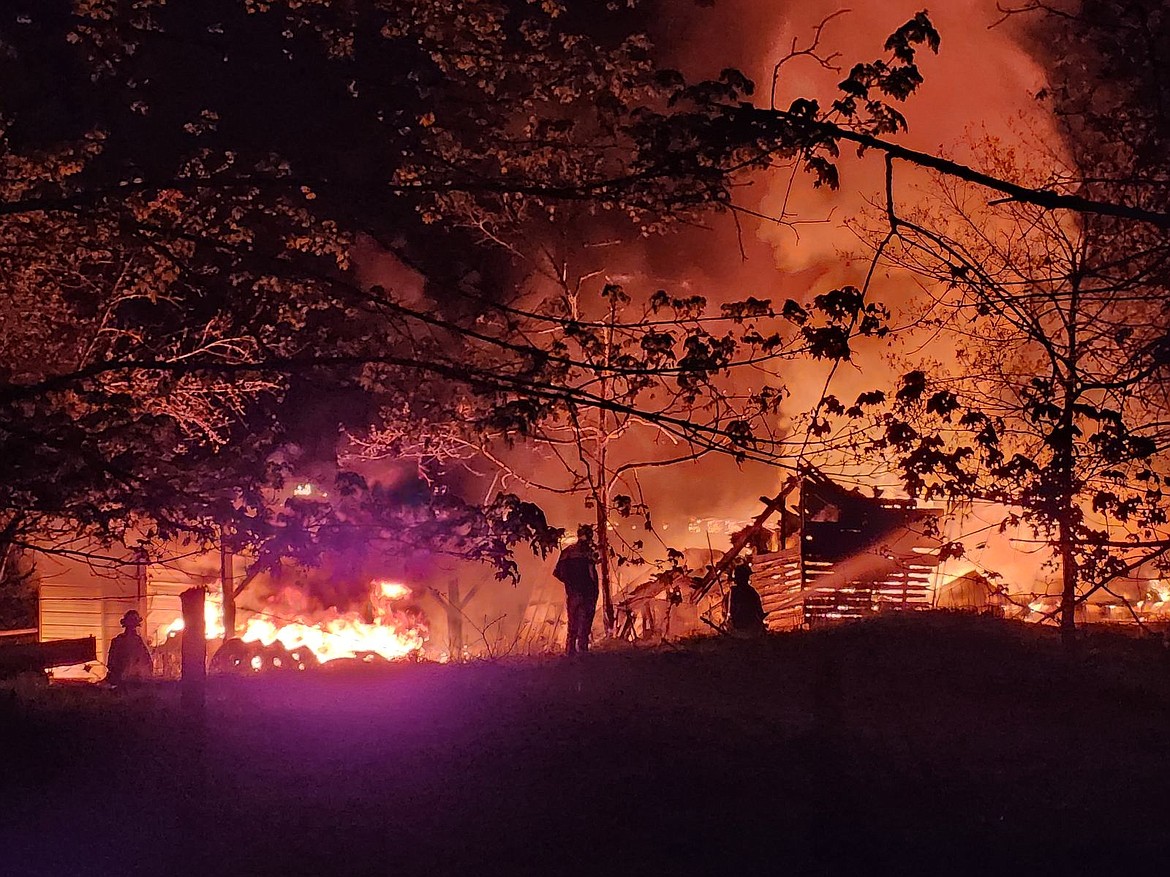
[165, 580, 428, 673]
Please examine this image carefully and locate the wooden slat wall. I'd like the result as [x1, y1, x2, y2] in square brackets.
[39, 583, 105, 647]
[749, 531, 941, 630]
[803, 557, 938, 626]
[751, 547, 803, 631]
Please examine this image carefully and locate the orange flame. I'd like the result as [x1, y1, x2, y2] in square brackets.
[166, 579, 427, 665]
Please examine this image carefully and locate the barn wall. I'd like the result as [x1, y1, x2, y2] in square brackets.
[38, 551, 141, 679]
[35, 544, 222, 679]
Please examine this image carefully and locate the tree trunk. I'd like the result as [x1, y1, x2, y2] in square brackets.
[1057, 279, 1081, 653]
[134, 548, 148, 638]
[446, 578, 464, 660]
[1058, 517, 1079, 652]
[595, 299, 617, 637]
[595, 487, 615, 636]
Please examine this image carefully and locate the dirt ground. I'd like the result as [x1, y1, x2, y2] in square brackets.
[3, 613, 1170, 876]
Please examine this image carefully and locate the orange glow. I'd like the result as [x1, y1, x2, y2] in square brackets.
[376, 580, 412, 601]
[166, 579, 427, 665]
[167, 595, 227, 638]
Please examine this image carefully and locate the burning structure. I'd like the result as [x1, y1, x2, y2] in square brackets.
[743, 470, 945, 630]
[162, 580, 427, 673]
[35, 546, 429, 681]
[622, 465, 1170, 639]
[29, 462, 1170, 678]
[621, 468, 945, 636]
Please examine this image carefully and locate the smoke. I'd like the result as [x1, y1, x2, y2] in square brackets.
[561, 2, 1070, 598]
[352, 2, 1068, 617]
[610, 2, 1055, 494]
[650, 0, 1054, 324]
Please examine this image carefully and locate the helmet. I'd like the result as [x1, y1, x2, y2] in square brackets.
[120, 609, 143, 628]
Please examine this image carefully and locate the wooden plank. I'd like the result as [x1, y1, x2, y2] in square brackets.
[0, 636, 97, 676]
[691, 476, 801, 601]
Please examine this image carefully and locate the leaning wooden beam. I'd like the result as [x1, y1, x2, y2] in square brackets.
[691, 474, 801, 602]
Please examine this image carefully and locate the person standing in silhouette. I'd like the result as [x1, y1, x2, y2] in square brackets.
[106, 609, 153, 686]
[728, 563, 766, 637]
[554, 524, 600, 655]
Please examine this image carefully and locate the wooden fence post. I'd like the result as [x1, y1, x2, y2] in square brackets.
[179, 587, 206, 713]
[220, 532, 235, 641]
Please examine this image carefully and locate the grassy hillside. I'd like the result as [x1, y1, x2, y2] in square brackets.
[3, 613, 1170, 875]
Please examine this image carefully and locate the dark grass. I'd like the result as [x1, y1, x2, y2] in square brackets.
[4, 613, 1170, 875]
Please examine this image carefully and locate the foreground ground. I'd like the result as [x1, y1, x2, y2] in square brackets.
[3, 613, 1170, 875]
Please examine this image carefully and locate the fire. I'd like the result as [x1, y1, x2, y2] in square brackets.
[165, 579, 428, 666]
[376, 581, 412, 601]
[1153, 580, 1170, 604]
[167, 594, 228, 639]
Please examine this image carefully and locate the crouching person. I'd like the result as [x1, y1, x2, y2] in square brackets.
[106, 610, 153, 687]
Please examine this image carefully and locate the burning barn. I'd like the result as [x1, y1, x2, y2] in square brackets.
[747, 469, 946, 630]
[624, 468, 947, 634]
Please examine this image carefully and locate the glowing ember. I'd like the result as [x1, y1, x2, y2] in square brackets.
[376, 581, 411, 601]
[166, 579, 427, 666]
[1154, 580, 1170, 604]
